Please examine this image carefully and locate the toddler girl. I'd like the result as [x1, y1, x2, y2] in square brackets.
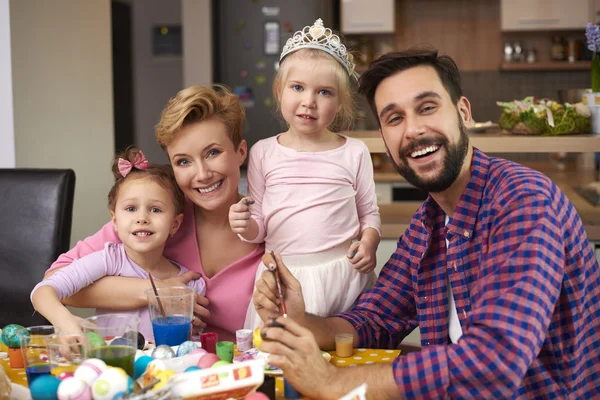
[229, 19, 380, 329]
[31, 147, 206, 339]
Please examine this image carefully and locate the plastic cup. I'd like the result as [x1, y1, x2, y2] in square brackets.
[200, 332, 218, 354]
[80, 313, 140, 378]
[45, 333, 87, 377]
[216, 341, 234, 362]
[17, 325, 55, 385]
[146, 287, 194, 347]
[335, 333, 354, 358]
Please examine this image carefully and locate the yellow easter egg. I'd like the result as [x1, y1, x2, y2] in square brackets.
[253, 327, 262, 349]
[153, 369, 175, 390]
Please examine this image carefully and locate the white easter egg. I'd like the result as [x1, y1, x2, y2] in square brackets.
[57, 377, 92, 400]
[91, 367, 130, 400]
[74, 359, 107, 386]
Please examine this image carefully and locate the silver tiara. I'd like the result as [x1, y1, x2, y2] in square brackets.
[280, 18, 355, 77]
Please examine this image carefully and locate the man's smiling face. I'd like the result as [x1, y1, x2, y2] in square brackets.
[375, 65, 470, 193]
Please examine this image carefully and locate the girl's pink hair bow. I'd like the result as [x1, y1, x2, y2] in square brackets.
[118, 151, 149, 177]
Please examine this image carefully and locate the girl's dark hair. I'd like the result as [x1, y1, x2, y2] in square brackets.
[358, 47, 463, 126]
[107, 146, 185, 214]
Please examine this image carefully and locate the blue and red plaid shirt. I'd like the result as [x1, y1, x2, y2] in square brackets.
[338, 148, 600, 399]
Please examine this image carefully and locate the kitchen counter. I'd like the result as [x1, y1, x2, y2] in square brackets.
[344, 126, 600, 241]
[346, 130, 600, 153]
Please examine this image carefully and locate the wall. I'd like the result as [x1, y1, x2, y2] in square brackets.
[182, 0, 212, 87]
[10, 0, 115, 246]
[0, 0, 14, 168]
[131, 0, 183, 163]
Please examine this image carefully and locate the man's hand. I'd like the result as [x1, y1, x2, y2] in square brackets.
[229, 197, 254, 234]
[253, 253, 306, 323]
[259, 317, 338, 400]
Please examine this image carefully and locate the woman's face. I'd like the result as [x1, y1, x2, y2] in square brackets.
[166, 118, 247, 212]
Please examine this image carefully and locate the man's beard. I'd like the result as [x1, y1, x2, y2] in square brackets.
[388, 114, 469, 193]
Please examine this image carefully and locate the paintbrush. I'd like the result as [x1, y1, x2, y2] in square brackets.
[148, 274, 167, 319]
[270, 251, 288, 318]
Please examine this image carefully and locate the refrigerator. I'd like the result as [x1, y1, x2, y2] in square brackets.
[214, 0, 337, 152]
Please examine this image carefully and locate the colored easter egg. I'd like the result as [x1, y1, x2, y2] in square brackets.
[57, 377, 92, 400]
[134, 349, 145, 361]
[29, 375, 61, 400]
[189, 347, 207, 357]
[185, 366, 201, 373]
[176, 341, 198, 357]
[57, 371, 74, 381]
[134, 355, 153, 380]
[253, 327, 262, 349]
[211, 360, 231, 368]
[135, 332, 145, 350]
[152, 369, 176, 390]
[127, 377, 134, 393]
[244, 393, 270, 400]
[74, 358, 107, 386]
[91, 367, 130, 400]
[151, 344, 175, 360]
[197, 353, 220, 369]
[1, 324, 24, 348]
[85, 332, 105, 349]
[109, 337, 132, 347]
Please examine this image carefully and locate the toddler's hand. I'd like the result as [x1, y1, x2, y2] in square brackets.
[55, 314, 85, 335]
[229, 197, 254, 234]
[347, 240, 377, 274]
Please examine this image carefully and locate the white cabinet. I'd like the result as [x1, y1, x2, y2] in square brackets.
[501, 0, 591, 31]
[340, 0, 395, 34]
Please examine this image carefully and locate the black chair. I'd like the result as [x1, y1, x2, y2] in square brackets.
[0, 169, 75, 327]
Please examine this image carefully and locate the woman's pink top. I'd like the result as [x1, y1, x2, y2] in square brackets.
[48, 198, 264, 341]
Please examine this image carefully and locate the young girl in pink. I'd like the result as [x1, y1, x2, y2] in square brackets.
[229, 19, 381, 329]
[31, 147, 206, 339]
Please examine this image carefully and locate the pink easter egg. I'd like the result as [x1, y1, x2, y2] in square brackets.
[197, 353, 220, 369]
[245, 392, 270, 400]
[58, 371, 75, 381]
[189, 348, 207, 356]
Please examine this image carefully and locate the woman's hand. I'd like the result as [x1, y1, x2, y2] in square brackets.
[253, 253, 306, 323]
[192, 294, 210, 331]
[259, 317, 336, 399]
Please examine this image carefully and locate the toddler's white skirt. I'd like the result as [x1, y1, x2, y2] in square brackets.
[243, 241, 376, 331]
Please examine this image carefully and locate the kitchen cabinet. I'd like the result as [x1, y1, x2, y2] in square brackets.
[501, 0, 590, 31]
[340, 0, 395, 34]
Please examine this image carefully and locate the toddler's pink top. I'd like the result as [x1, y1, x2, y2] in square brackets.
[244, 135, 381, 254]
[48, 198, 264, 341]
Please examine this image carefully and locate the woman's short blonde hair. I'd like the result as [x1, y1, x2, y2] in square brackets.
[272, 49, 357, 132]
[155, 85, 245, 151]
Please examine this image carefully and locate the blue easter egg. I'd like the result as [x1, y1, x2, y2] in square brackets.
[30, 375, 61, 400]
[134, 355, 153, 380]
[127, 376, 134, 392]
[176, 340, 198, 357]
[1, 324, 25, 348]
[185, 366, 201, 373]
[110, 337, 133, 347]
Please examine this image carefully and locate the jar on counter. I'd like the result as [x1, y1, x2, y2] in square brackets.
[551, 36, 565, 61]
[526, 48, 537, 64]
[566, 38, 581, 62]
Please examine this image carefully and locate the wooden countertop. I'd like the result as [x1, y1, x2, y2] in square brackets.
[346, 130, 600, 153]
[377, 161, 600, 241]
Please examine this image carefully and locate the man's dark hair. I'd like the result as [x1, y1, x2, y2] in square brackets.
[358, 47, 463, 126]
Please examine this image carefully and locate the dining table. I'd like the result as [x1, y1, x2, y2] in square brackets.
[1, 344, 419, 399]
